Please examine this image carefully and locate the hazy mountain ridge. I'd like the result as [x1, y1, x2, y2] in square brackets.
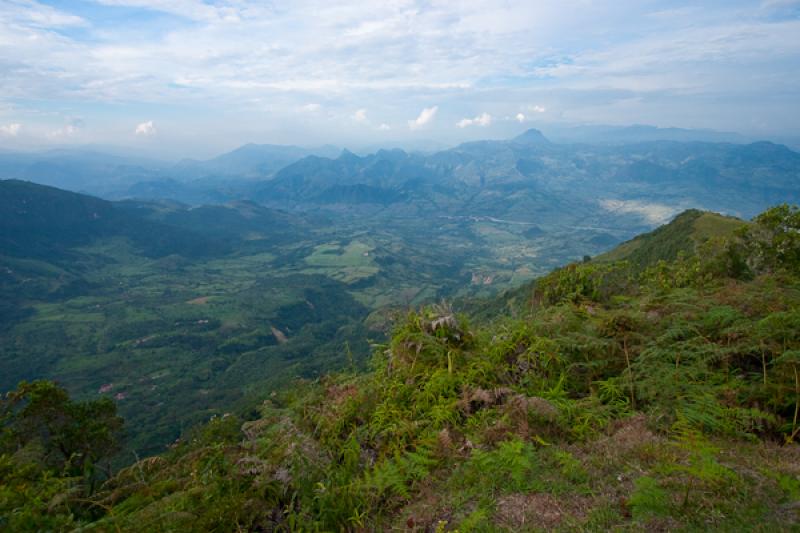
[0, 150, 163, 196]
[0, 143, 341, 201]
[0, 180, 310, 261]
[0, 180, 232, 261]
[244, 131, 800, 231]
[541, 124, 750, 145]
[171, 143, 341, 180]
[4, 128, 798, 221]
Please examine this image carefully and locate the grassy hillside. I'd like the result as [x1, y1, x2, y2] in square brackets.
[4, 204, 800, 531]
[470, 209, 747, 322]
[595, 209, 746, 267]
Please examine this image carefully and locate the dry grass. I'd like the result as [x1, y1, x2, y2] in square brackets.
[494, 492, 592, 530]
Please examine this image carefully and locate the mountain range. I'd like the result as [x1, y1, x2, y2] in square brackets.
[3, 128, 798, 226]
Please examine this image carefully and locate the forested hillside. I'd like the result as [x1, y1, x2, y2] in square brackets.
[3, 204, 799, 531]
[0, 180, 370, 456]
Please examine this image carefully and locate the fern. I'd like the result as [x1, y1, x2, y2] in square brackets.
[629, 476, 671, 520]
[462, 438, 538, 493]
[363, 447, 435, 502]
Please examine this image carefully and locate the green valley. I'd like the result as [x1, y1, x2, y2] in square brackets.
[4, 202, 800, 531]
[0, 178, 620, 457]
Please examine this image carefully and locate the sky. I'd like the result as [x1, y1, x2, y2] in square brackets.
[0, 0, 799, 158]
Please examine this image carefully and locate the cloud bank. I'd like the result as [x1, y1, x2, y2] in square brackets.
[0, 1, 797, 155]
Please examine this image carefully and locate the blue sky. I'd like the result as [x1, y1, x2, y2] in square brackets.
[0, 0, 798, 158]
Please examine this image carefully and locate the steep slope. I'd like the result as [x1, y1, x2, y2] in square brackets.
[595, 208, 747, 267]
[512, 127, 553, 146]
[8, 205, 799, 531]
[475, 208, 749, 320]
[0, 179, 117, 257]
[0, 179, 230, 260]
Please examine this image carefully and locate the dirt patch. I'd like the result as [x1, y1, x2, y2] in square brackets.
[271, 326, 288, 344]
[494, 492, 592, 530]
[325, 383, 358, 406]
[595, 414, 661, 458]
[186, 296, 210, 305]
[388, 469, 466, 531]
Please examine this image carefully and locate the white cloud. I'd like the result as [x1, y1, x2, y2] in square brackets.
[134, 120, 156, 136]
[378, 123, 391, 131]
[528, 105, 546, 113]
[408, 106, 438, 130]
[599, 199, 680, 225]
[47, 124, 79, 138]
[301, 103, 321, 112]
[456, 112, 492, 128]
[0, 123, 21, 137]
[515, 113, 526, 123]
[533, 20, 800, 98]
[353, 108, 368, 123]
[5, 1, 86, 28]
[92, 0, 232, 23]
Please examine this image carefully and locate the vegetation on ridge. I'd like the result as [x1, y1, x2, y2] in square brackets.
[2, 205, 800, 531]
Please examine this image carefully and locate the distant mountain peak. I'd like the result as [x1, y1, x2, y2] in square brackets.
[338, 148, 361, 162]
[512, 128, 551, 145]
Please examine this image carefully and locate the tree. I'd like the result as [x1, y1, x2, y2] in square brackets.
[741, 204, 800, 273]
[1, 380, 123, 479]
